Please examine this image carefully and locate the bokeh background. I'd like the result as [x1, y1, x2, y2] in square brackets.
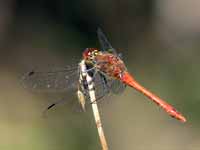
[0, 0, 200, 149]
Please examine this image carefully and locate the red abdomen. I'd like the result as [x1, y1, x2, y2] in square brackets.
[121, 71, 186, 122]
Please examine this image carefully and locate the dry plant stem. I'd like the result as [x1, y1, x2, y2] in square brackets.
[80, 60, 108, 150]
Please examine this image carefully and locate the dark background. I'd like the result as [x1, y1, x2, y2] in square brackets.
[0, 0, 200, 149]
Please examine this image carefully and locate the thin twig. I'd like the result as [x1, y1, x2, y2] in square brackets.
[79, 60, 108, 150]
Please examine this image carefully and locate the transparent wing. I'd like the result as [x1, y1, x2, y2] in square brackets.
[40, 70, 126, 112]
[97, 28, 126, 95]
[109, 79, 126, 94]
[97, 28, 117, 55]
[93, 72, 111, 100]
[21, 65, 79, 92]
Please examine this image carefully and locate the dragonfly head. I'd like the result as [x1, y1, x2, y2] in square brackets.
[83, 48, 100, 61]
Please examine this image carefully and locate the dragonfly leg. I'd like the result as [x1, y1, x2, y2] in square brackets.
[90, 88, 110, 104]
[90, 74, 111, 104]
[82, 66, 95, 73]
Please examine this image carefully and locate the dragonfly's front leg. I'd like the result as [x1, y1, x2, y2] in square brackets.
[89, 72, 111, 104]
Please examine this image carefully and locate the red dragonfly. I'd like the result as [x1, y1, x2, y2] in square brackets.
[83, 28, 186, 122]
[22, 28, 186, 122]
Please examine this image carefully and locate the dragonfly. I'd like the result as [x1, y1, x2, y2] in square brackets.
[22, 28, 186, 122]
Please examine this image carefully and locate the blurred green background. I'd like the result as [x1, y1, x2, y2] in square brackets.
[0, 0, 199, 149]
